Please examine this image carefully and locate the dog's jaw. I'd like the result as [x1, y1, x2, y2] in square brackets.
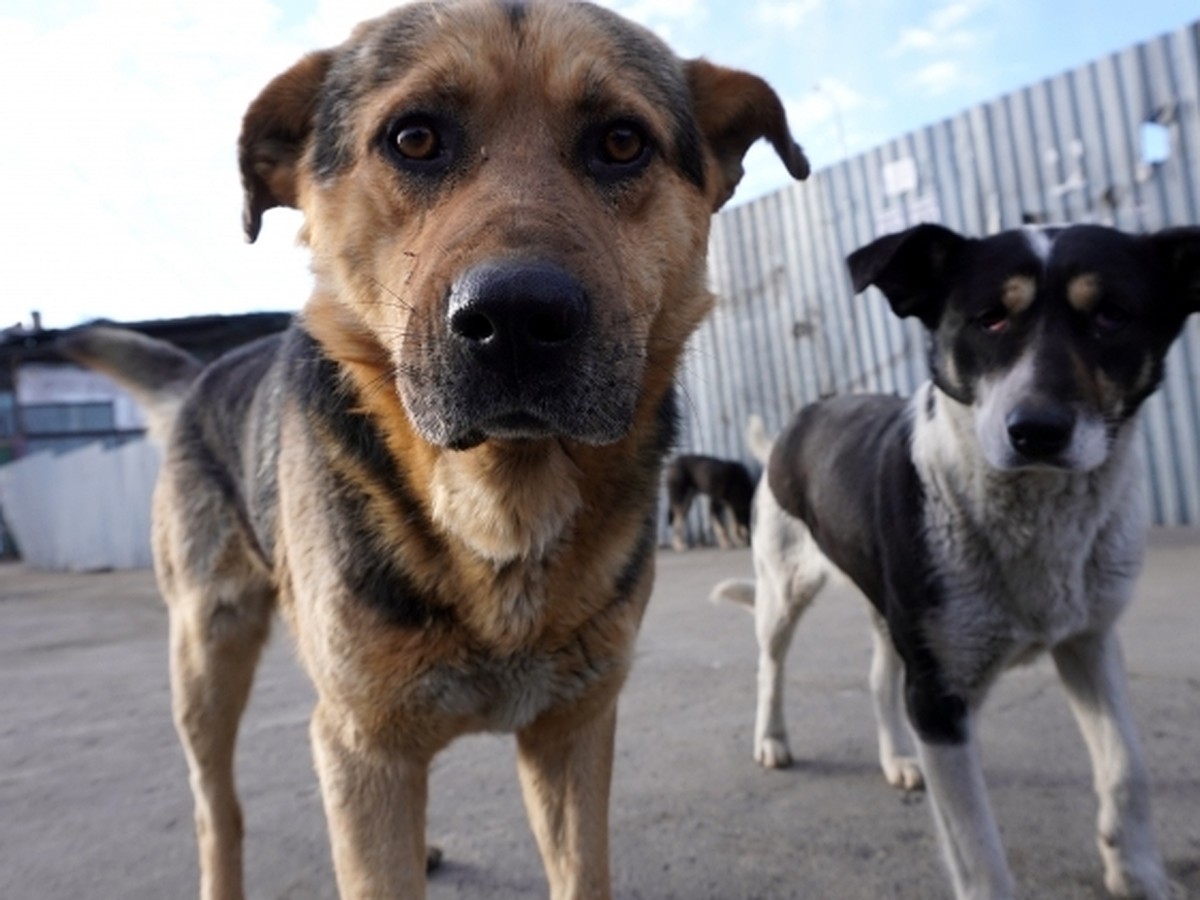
[430, 439, 584, 567]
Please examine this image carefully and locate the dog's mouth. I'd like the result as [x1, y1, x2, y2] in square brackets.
[443, 412, 561, 451]
[408, 372, 641, 451]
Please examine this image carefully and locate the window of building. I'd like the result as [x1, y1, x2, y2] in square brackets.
[20, 402, 116, 435]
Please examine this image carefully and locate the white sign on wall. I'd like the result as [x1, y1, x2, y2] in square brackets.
[882, 157, 919, 197]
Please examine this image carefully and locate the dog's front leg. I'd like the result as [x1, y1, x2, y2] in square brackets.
[916, 722, 1014, 900]
[516, 700, 617, 900]
[1053, 631, 1170, 899]
[709, 500, 733, 549]
[669, 506, 689, 552]
[867, 614, 923, 790]
[311, 702, 430, 899]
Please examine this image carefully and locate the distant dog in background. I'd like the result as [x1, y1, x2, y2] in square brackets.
[716, 222, 1200, 899]
[665, 454, 755, 550]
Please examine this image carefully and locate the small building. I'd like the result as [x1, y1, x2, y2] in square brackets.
[0, 311, 292, 562]
[0, 312, 292, 462]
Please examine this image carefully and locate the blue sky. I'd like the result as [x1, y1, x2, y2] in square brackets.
[2, 0, 1196, 328]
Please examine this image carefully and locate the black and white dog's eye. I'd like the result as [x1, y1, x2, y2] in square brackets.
[975, 306, 1009, 333]
[1094, 305, 1131, 336]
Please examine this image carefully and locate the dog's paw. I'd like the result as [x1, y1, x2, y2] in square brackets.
[1102, 851, 1174, 899]
[881, 755, 924, 791]
[426, 845, 444, 874]
[755, 737, 793, 769]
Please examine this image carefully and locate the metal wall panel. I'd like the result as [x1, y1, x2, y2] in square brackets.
[0, 440, 159, 570]
[679, 19, 1200, 530]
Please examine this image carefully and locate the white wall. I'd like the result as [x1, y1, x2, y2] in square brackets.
[0, 439, 159, 570]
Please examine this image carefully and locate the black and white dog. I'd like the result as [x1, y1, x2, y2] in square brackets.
[665, 453, 756, 550]
[714, 222, 1199, 899]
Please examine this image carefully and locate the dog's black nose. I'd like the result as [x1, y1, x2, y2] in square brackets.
[447, 262, 589, 367]
[1006, 405, 1074, 459]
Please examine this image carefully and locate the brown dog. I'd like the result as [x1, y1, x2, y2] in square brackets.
[60, 2, 808, 897]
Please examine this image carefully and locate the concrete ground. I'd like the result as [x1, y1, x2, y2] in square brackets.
[1, 531, 1198, 900]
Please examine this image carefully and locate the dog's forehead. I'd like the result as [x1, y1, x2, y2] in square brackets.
[1044, 225, 1142, 272]
[313, 0, 695, 177]
[968, 226, 1152, 295]
[1043, 225, 1159, 304]
[964, 230, 1049, 287]
[351, 0, 677, 79]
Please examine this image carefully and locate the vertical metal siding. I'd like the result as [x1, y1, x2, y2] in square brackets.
[680, 19, 1200, 530]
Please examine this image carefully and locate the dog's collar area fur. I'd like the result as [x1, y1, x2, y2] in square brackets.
[430, 439, 584, 566]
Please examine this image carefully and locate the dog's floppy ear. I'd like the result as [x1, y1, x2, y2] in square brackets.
[1148, 226, 1200, 319]
[846, 224, 968, 328]
[684, 60, 810, 211]
[238, 50, 334, 243]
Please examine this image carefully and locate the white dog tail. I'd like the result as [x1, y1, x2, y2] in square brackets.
[710, 577, 756, 612]
[745, 414, 773, 466]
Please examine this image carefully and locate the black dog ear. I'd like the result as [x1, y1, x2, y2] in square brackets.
[846, 223, 968, 328]
[1148, 226, 1200, 318]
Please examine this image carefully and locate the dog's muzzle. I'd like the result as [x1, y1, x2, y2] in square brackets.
[399, 260, 641, 450]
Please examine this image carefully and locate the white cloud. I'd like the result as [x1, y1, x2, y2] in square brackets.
[887, 0, 986, 57]
[785, 79, 865, 135]
[911, 60, 961, 96]
[889, 26, 938, 55]
[755, 0, 824, 30]
[930, 0, 987, 32]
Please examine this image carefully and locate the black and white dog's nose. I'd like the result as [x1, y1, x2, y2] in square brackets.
[1006, 404, 1075, 460]
[447, 261, 589, 370]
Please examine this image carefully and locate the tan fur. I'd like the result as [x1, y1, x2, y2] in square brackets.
[126, 3, 810, 899]
[1067, 272, 1102, 313]
[1002, 274, 1037, 315]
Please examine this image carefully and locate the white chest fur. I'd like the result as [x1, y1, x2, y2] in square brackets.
[910, 386, 1147, 695]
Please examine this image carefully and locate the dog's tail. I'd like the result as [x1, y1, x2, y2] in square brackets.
[745, 414, 773, 466]
[744, 415, 772, 468]
[57, 326, 202, 444]
[710, 577, 756, 612]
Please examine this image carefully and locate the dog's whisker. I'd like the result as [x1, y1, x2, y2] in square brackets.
[367, 276, 417, 314]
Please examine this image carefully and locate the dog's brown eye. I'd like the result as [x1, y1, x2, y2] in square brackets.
[395, 124, 440, 161]
[584, 119, 653, 184]
[382, 114, 460, 177]
[602, 126, 644, 165]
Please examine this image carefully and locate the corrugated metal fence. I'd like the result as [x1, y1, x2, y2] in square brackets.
[0, 440, 159, 571]
[678, 18, 1200, 528]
